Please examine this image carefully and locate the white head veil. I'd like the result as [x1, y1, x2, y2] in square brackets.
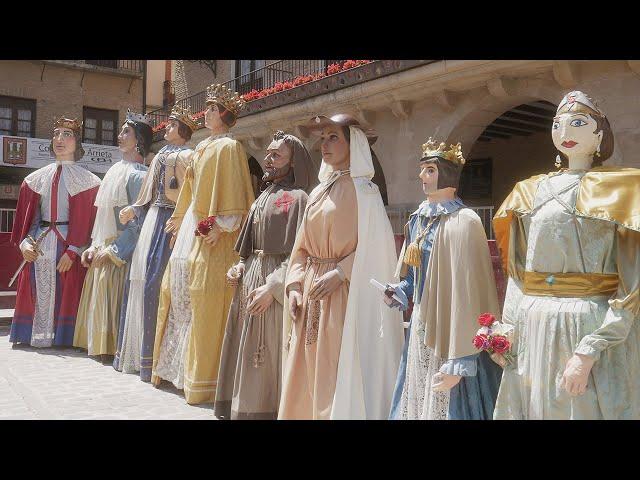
[317, 125, 374, 182]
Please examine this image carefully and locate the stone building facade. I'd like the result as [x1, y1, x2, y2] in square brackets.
[152, 60, 639, 235]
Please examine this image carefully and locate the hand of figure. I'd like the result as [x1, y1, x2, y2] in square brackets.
[431, 372, 462, 392]
[560, 353, 595, 396]
[226, 262, 245, 286]
[490, 352, 507, 368]
[203, 224, 221, 246]
[119, 206, 135, 225]
[165, 217, 182, 234]
[92, 249, 113, 268]
[21, 242, 38, 262]
[383, 286, 402, 309]
[288, 288, 303, 319]
[308, 269, 344, 301]
[56, 253, 73, 273]
[81, 248, 94, 268]
[247, 284, 274, 315]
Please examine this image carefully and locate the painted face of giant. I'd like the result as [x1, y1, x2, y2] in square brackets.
[552, 111, 602, 160]
[263, 140, 293, 181]
[419, 159, 439, 195]
[164, 119, 182, 143]
[320, 126, 350, 168]
[117, 122, 137, 154]
[52, 127, 77, 159]
[204, 103, 224, 130]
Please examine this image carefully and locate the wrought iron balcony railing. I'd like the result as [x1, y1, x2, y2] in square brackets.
[148, 60, 432, 142]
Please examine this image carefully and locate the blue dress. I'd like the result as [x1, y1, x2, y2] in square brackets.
[114, 145, 189, 381]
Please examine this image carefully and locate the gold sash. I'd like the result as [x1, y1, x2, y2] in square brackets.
[522, 271, 618, 298]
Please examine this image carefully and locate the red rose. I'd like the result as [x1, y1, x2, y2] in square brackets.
[491, 335, 510, 354]
[195, 216, 216, 237]
[473, 334, 489, 351]
[478, 313, 496, 327]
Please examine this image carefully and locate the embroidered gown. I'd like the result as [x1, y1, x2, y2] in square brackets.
[74, 161, 147, 356]
[494, 171, 640, 419]
[114, 144, 189, 380]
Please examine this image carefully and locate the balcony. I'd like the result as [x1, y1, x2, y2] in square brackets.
[42, 60, 145, 77]
[148, 60, 433, 143]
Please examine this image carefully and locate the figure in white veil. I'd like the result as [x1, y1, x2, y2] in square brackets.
[278, 114, 404, 420]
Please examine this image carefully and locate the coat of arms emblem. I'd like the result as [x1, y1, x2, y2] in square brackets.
[3, 137, 27, 165]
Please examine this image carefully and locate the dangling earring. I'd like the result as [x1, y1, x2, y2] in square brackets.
[595, 146, 601, 157]
[555, 154, 562, 169]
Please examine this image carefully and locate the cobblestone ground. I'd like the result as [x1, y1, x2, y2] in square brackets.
[0, 322, 214, 420]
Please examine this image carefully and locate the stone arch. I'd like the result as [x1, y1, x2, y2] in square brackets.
[441, 81, 564, 212]
[444, 81, 562, 152]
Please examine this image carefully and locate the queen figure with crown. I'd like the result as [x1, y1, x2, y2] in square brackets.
[73, 109, 151, 359]
[113, 105, 196, 380]
[492, 91, 640, 419]
[151, 84, 254, 404]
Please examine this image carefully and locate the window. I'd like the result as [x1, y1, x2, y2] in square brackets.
[234, 60, 266, 94]
[1, 208, 15, 233]
[83, 107, 118, 146]
[0, 96, 36, 138]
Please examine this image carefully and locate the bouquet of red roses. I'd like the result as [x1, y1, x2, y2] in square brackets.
[472, 313, 515, 366]
[195, 216, 217, 237]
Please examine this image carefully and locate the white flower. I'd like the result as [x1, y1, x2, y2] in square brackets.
[489, 321, 514, 337]
[476, 326, 490, 336]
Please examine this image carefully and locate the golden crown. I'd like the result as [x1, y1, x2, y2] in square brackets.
[169, 104, 198, 132]
[421, 137, 465, 166]
[53, 116, 82, 134]
[205, 83, 246, 116]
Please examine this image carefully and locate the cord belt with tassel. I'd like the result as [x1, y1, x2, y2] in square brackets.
[403, 216, 437, 268]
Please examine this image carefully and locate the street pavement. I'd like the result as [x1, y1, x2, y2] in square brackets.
[0, 321, 214, 420]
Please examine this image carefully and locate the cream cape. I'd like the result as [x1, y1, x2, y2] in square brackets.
[408, 208, 501, 360]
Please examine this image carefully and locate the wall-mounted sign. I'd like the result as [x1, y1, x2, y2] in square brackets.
[0, 135, 121, 174]
[0, 184, 20, 200]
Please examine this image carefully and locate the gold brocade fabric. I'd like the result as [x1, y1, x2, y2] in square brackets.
[493, 167, 640, 273]
[180, 137, 254, 405]
[522, 271, 619, 298]
[190, 136, 255, 218]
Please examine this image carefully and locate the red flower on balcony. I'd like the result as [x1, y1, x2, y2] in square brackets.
[152, 61, 374, 133]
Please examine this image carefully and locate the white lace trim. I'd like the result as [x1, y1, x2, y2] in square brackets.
[91, 160, 139, 247]
[24, 162, 100, 197]
[399, 309, 450, 420]
[154, 203, 197, 388]
[117, 206, 160, 373]
[30, 231, 58, 347]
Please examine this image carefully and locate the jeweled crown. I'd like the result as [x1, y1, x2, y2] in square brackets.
[557, 90, 605, 118]
[169, 104, 198, 132]
[421, 137, 465, 166]
[125, 108, 153, 127]
[205, 83, 246, 116]
[53, 116, 82, 134]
